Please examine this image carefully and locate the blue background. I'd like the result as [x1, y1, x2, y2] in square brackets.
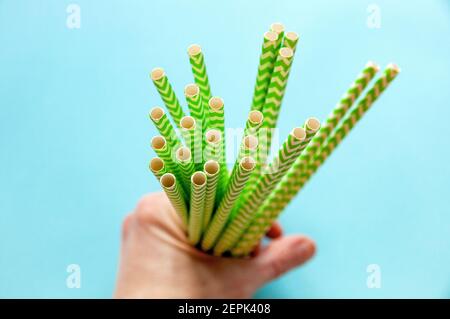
[1, 0, 449, 298]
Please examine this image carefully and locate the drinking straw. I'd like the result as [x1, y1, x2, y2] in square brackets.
[244, 110, 264, 136]
[180, 116, 202, 168]
[160, 173, 188, 230]
[149, 107, 182, 151]
[188, 44, 212, 126]
[149, 157, 167, 181]
[151, 136, 183, 192]
[203, 160, 220, 231]
[214, 119, 320, 255]
[184, 84, 205, 132]
[282, 31, 299, 52]
[250, 31, 279, 112]
[176, 147, 196, 195]
[232, 64, 400, 256]
[204, 129, 222, 162]
[294, 62, 380, 169]
[270, 22, 285, 51]
[150, 68, 185, 128]
[188, 171, 207, 245]
[201, 157, 256, 251]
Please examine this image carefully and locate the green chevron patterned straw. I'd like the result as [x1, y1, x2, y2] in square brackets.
[214, 119, 320, 255]
[203, 160, 220, 231]
[180, 116, 202, 167]
[151, 136, 183, 191]
[250, 31, 279, 112]
[160, 173, 188, 230]
[244, 110, 264, 136]
[270, 22, 285, 51]
[188, 44, 212, 127]
[188, 171, 207, 245]
[176, 147, 196, 195]
[149, 157, 167, 181]
[232, 64, 400, 256]
[151, 68, 186, 129]
[149, 107, 182, 151]
[204, 129, 222, 162]
[185, 84, 205, 131]
[282, 31, 299, 52]
[201, 157, 256, 251]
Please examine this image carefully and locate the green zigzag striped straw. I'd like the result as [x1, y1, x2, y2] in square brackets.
[180, 116, 202, 167]
[149, 107, 182, 151]
[149, 157, 167, 181]
[232, 64, 400, 256]
[201, 157, 256, 251]
[151, 68, 185, 129]
[282, 31, 299, 52]
[270, 22, 285, 51]
[203, 160, 220, 231]
[244, 110, 264, 136]
[151, 136, 184, 195]
[294, 62, 380, 169]
[176, 147, 196, 196]
[214, 119, 320, 255]
[188, 171, 207, 245]
[188, 44, 212, 127]
[250, 31, 279, 112]
[184, 84, 206, 166]
[204, 129, 222, 162]
[160, 173, 188, 230]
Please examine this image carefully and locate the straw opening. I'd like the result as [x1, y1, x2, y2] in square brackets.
[151, 136, 166, 150]
[264, 31, 278, 42]
[285, 31, 299, 42]
[187, 44, 202, 57]
[206, 129, 221, 143]
[248, 110, 263, 124]
[243, 135, 258, 150]
[292, 127, 306, 140]
[151, 68, 165, 81]
[150, 107, 164, 121]
[209, 97, 224, 110]
[388, 63, 401, 73]
[279, 47, 294, 58]
[191, 171, 207, 186]
[271, 22, 285, 34]
[240, 157, 256, 171]
[366, 61, 380, 72]
[185, 84, 200, 97]
[176, 147, 191, 161]
[204, 160, 219, 175]
[306, 117, 321, 132]
[160, 173, 175, 188]
[180, 116, 196, 129]
[150, 157, 164, 171]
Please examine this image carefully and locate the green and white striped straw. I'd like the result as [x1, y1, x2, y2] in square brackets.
[250, 31, 279, 112]
[202, 160, 220, 231]
[150, 68, 185, 129]
[149, 157, 167, 181]
[282, 31, 299, 52]
[201, 157, 256, 251]
[204, 129, 222, 163]
[214, 119, 320, 255]
[176, 147, 196, 195]
[270, 22, 285, 51]
[244, 110, 264, 136]
[160, 173, 188, 230]
[185, 84, 205, 132]
[232, 64, 400, 256]
[149, 107, 182, 151]
[188, 171, 207, 245]
[151, 136, 183, 194]
[188, 44, 212, 128]
[180, 116, 202, 167]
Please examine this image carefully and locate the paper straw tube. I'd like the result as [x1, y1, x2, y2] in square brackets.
[202, 160, 220, 231]
[214, 122, 319, 256]
[188, 171, 207, 245]
[232, 65, 400, 256]
[295, 62, 380, 169]
[204, 129, 222, 162]
[149, 107, 182, 151]
[150, 68, 185, 128]
[244, 110, 264, 136]
[160, 173, 188, 230]
[282, 31, 299, 52]
[184, 84, 205, 132]
[188, 44, 212, 128]
[176, 147, 196, 196]
[180, 116, 202, 168]
[250, 31, 279, 112]
[270, 22, 285, 51]
[149, 157, 167, 180]
[151, 136, 184, 194]
[201, 157, 256, 251]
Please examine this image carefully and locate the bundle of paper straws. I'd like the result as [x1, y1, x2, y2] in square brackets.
[148, 23, 400, 257]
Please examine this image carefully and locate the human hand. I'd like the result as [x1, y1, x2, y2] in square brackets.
[114, 192, 315, 298]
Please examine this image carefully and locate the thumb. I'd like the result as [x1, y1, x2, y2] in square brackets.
[251, 235, 316, 287]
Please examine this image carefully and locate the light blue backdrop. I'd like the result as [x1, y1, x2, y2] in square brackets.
[1, 0, 449, 298]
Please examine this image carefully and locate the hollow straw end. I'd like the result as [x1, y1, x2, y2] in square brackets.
[187, 44, 202, 57]
[387, 63, 401, 74]
[366, 61, 380, 72]
[150, 67, 165, 81]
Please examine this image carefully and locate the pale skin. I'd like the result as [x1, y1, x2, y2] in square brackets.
[114, 192, 316, 298]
